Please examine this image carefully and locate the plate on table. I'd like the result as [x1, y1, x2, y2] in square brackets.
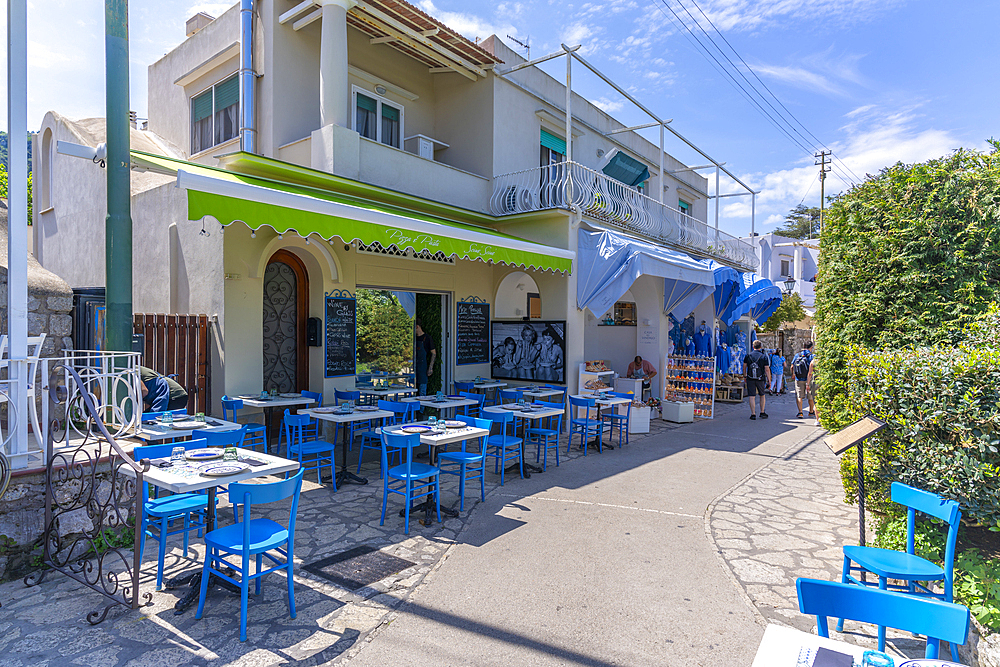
[201, 461, 250, 477]
[357, 405, 379, 412]
[442, 420, 466, 429]
[185, 448, 223, 461]
[312, 407, 335, 413]
[171, 420, 206, 430]
[400, 425, 431, 434]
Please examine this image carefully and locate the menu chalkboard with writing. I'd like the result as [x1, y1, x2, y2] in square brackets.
[325, 292, 357, 378]
[456, 301, 490, 365]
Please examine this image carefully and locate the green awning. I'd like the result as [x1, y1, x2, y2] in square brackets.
[131, 151, 574, 274]
[601, 149, 650, 187]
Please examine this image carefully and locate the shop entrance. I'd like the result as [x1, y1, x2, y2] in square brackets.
[262, 250, 309, 393]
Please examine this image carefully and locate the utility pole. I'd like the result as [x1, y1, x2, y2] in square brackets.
[105, 0, 133, 352]
[814, 150, 831, 238]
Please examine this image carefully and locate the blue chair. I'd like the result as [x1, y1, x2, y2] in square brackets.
[797, 578, 969, 661]
[527, 399, 563, 471]
[498, 388, 523, 405]
[569, 396, 605, 455]
[379, 430, 441, 535]
[483, 410, 523, 486]
[356, 400, 416, 476]
[332, 390, 360, 449]
[459, 391, 485, 417]
[603, 391, 633, 447]
[221, 396, 267, 452]
[545, 385, 568, 403]
[454, 381, 475, 393]
[195, 470, 304, 642]
[283, 410, 337, 488]
[141, 408, 188, 421]
[438, 415, 488, 511]
[191, 425, 247, 448]
[133, 439, 215, 591]
[839, 482, 963, 660]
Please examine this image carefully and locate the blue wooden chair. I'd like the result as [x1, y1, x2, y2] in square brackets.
[332, 389, 361, 449]
[438, 415, 488, 511]
[545, 385, 568, 404]
[283, 410, 337, 488]
[379, 430, 440, 535]
[356, 400, 415, 476]
[459, 391, 486, 418]
[221, 396, 267, 452]
[483, 410, 523, 486]
[569, 396, 605, 455]
[838, 481, 963, 660]
[141, 408, 188, 421]
[191, 425, 247, 448]
[527, 399, 563, 471]
[797, 578, 969, 661]
[498, 388, 523, 404]
[454, 381, 475, 394]
[195, 470, 304, 642]
[133, 439, 215, 591]
[603, 391, 633, 447]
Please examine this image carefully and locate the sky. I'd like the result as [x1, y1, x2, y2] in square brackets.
[2, 0, 997, 238]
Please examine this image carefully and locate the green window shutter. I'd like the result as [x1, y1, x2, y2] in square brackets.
[214, 75, 239, 111]
[357, 93, 377, 113]
[540, 129, 566, 155]
[192, 90, 213, 123]
[381, 104, 399, 122]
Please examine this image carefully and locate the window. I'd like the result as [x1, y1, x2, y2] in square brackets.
[780, 259, 791, 277]
[539, 128, 566, 167]
[191, 75, 238, 154]
[353, 88, 403, 148]
[678, 199, 691, 215]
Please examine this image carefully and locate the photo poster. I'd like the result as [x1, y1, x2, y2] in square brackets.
[456, 301, 490, 365]
[490, 320, 567, 384]
[325, 293, 357, 378]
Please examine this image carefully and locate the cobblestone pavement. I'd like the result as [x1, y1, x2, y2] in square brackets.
[0, 408, 690, 666]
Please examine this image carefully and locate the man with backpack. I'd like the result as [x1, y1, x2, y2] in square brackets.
[743, 339, 771, 420]
[791, 341, 816, 418]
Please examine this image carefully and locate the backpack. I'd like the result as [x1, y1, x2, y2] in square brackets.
[793, 351, 812, 381]
[746, 351, 766, 380]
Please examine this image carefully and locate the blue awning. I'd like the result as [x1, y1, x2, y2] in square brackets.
[709, 262, 742, 321]
[578, 229, 714, 316]
[601, 149, 650, 187]
[722, 274, 783, 326]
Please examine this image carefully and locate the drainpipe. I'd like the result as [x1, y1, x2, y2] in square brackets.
[239, 0, 255, 153]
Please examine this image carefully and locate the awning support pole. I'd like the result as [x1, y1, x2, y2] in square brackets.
[564, 45, 573, 206]
[751, 193, 756, 236]
[658, 123, 664, 205]
[714, 165, 720, 243]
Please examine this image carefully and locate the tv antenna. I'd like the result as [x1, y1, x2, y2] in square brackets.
[507, 34, 529, 58]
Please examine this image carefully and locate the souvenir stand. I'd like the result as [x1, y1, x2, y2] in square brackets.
[664, 353, 715, 419]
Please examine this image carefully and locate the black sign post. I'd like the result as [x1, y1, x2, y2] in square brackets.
[325, 290, 357, 378]
[824, 414, 888, 548]
[456, 299, 490, 365]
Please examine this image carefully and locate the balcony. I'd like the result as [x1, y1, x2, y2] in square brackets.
[491, 161, 759, 271]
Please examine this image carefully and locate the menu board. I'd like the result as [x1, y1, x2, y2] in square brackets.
[456, 301, 490, 365]
[325, 294, 357, 378]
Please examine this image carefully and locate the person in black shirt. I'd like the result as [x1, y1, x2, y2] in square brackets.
[414, 319, 437, 395]
[743, 340, 772, 420]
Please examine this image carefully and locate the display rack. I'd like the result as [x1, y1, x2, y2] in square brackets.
[715, 379, 745, 403]
[578, 361, 615, 393]
[664, 354, 715, 419]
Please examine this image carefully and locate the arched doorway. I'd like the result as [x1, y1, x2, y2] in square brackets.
[263, 250, 309, 393]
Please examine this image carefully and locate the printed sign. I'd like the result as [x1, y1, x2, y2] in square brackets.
[457, 301, 490, 365]
[325, 294, 357, 378]
[491, 320, 566, 384]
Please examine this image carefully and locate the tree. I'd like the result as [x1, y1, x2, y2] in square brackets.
[0, 162, 32, 223]
[773, 204, 820, 239]
[356, 289, 413, 374]
[759, 292, 806, 332]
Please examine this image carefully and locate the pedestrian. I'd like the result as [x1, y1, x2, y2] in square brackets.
[414, 319, 437, 396]
[140, 366, 188, 412]
[769, 349, 784, 394]
[791, 341, 816, 418]
[743, 340, 771, 420]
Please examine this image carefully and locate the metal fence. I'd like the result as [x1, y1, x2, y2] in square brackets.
[490, 161, 759, 271]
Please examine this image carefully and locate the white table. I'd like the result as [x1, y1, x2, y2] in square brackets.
[235, 394, 317, 451]
[521, 388, 564, 400]
[484, 403, 564, 475]
[134, 416, 241, 443]
[466, 381, 506, 405]
[299, 407, 393, 486]
[402, 396, 478, 419]
[752, 624, 870, 667]
[357, 387, 416, 401]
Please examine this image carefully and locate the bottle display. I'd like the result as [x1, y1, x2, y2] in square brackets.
[665, 354, 716, 419]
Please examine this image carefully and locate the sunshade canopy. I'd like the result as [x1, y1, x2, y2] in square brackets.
[709, 261, 742, 321]
[577, 228, 713, 316]
[667, 260, 741, 321]
[132, 151, 573, 274]
[722, 274, 782, 326]
[601, 149, 650, 187]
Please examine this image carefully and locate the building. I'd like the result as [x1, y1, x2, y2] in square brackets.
[33, 0, 762, 410]
[743, 233, 819, 316]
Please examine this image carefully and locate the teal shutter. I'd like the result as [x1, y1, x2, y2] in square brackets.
[540, 129, 566, 155]
[192, 90, 213, 122]
[357, 93, 377, 113]
[381, 104, 399, 122]
[213, 75, 239, 111]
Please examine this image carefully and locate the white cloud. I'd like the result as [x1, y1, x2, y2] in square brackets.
[592, 96, 626, 113]
[416, 0, 520, 42]
[751, 64, 847, 97]
[185, 2, 235, 18]
[695, 0, 904, 32]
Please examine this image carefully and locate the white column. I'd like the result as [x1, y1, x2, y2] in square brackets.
[793, 245, 803, 286]
[319, 0, 356, 129]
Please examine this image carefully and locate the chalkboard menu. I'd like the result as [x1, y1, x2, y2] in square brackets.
[325, 293, 357, 378]
[456, 301, 490, 365]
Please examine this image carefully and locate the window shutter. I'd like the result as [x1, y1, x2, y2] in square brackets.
[192, 90, 213, 123]
[381, 104, 399, 122]
[357, 93, 377, 113]
[214, 76, 239, 111]
[540, 129, 566, 155]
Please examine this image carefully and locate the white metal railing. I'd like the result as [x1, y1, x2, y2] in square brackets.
[490, 161, 759, 271]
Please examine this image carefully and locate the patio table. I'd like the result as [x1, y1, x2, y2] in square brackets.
[752, 624, 869, 667]
[570, 393, 631, 451]
[402, 396, 478, 420]
[298, 407, 393, 486]
[380, 421, 490, 524]
[133, 416, 241, 443]
[465, 380, 506, 405]
[235, 394, 317, 452]
[483, 402, 565, 476]
[519, 387, 564, 400]
[357, 386, 417, 403]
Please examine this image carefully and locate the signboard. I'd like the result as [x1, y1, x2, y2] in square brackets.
[325, 291, 357, 378]
[825, 415, 887, 455]
[491, 320, 566, 384]
[456, 301, 490, 365]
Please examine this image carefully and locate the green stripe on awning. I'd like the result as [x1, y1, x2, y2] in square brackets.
[540, 129, 566, 155]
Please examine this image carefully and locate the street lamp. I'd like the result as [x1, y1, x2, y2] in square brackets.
[783, 277, 797, 295]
